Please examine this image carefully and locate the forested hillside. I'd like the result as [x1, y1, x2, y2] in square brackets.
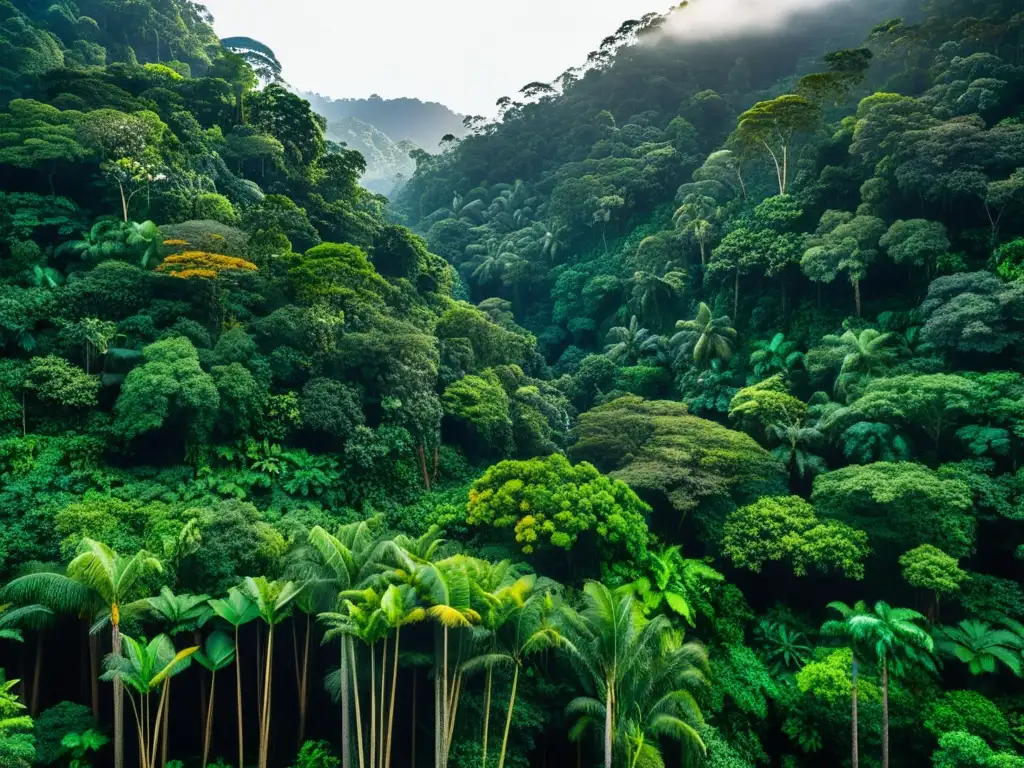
[325, 117, 416, 196]
[1, 0, 1023, 767]
[302, 92, 467, 152]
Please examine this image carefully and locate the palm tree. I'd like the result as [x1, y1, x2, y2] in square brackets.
[194, 631, 235, 768]
[532, 220, 569, 262]
[935, 619, 1024, 676]
[603, 316, 658, 365]
[847, 601, 935, 768]
[755, 620, 813, 673]
[630, 270, 687, 329]
[464, 583, 563, 768]
[3, 540, 162, 768]
[671, 303, 737, 368]
[821, 328, 897, 399]
[0, 603, 53, 716]
[379, 584, 425, 768]
[770, 420, 827, 481]
[241, 577, 303, 768]
[131, 586, 212, 768]
[408, 556, 481, 768]
[625, 547, 723, 628]
[127, 221, 163, 268]
[820, 600, 870, 768]
[673, 194, 719, 266]
[562, 582, 709, 768]
[208, 588, 260, 768]
[101, 634, 198, 768]
[749, 332, 804, 382]
[307, 518, 394, 768]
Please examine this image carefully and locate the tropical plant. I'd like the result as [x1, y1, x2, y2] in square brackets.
[3, 541, 162, 768]
[749, 332, 804, 381]
[194, 631, 235, 768]
[562, 582, 709, 768]
[208, 588, 260, 768]
[756, 620, 813, 673]
[240, 577, 303, 768]
[934, 619, 1024, 677]
[819, 328, 898, 399]
[603, 316, 658, 365]
[671, 302, 737, 367]
[625, 547, 723, 627]
[100, 634, 198, 768]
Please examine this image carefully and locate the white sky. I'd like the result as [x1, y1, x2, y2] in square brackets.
[202, 0, 662, 116]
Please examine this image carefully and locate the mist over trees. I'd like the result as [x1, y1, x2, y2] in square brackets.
[1, 0, 1024, 766]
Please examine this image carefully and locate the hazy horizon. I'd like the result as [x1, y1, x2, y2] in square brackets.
[203, 0, 661, 116]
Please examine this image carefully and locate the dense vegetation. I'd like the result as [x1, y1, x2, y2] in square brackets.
[1, 0, 1023, 767]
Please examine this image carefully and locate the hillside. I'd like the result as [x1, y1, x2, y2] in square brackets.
[2, 0, 1024, 767]
[302, 91, 467, 151]
[325, 116, 417, 196]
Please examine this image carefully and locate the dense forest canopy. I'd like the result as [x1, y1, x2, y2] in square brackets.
[1, 0, 1024, 767]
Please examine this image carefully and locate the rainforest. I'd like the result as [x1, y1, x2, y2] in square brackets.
[0, 0, 1023, 766]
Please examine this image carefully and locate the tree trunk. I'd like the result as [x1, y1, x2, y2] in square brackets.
[259, 626, 274, 768]
[853, 278, 862, 317]
[881, 658, 889, 768]
[161, 680, 170, 768]
[481, 666, 492, 768]
[235, 627, 245, 768]
[298, 614, 310, 747]
[416, 445, 431, 491]
[119, 183, 129, 223]
[196, 631, 207, 763]
[851, 656, 859, 768]
[341, 640, 351, 768]
[30, 634, 42, 717]
[496, 665, 520, 768]
[385, 627, 400, 768]
[114, 615, 125, 768]
[370, 642, 377, 768]
[203, 671, 216, 768]
[350, 637, 366, 768]
[603, 684, 613, 768]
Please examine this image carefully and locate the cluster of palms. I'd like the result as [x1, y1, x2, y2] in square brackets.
[429, 181, 570, 293]
[604, 303, 738, 370]
[0, 522, 710, 768]
[822, 601, 1024, 768]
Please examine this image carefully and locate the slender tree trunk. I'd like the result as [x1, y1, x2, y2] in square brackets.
[603, 684, 613, 768]
[119, 183, 129, 222]
[370, 642, 377, 768]
[417, 445, 431, 491]
[298, 614, 311, 747]
[203, 671, 216, 768]
[497, 665, 520, 768]
[113, 615, 125, 768]
[30, 634, 42, 716]
[259, 626, 274, 768]
[379, 637, 389, 768]
[881, 658, 889, 768]
[442, 628, 449, 767]
[350, 637, 366, 768]
[161, 679, 170, 768]
[851, 656, 859, 768]
[197, 631, 207, 762]
[853, 278, 862, 317]
[341, 640, 351, 768]
[235, 627, 245, 768]
[481, 667, 492, 768]
[385, 627, 400, 768]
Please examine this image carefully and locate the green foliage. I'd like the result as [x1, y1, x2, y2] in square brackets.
[900, 545, 967, 597]
[465, 453, 649, 567]
[812, 462, 975, 557]
[925, 691, 1011, 747]
[723, 496, 868, 579]
[932, 731, 1024, 768]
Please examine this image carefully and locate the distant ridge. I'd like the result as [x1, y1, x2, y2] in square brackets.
[300, 92, 467, 152]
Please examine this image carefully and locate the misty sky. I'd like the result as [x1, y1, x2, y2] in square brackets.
[202, 0, 660, 115]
